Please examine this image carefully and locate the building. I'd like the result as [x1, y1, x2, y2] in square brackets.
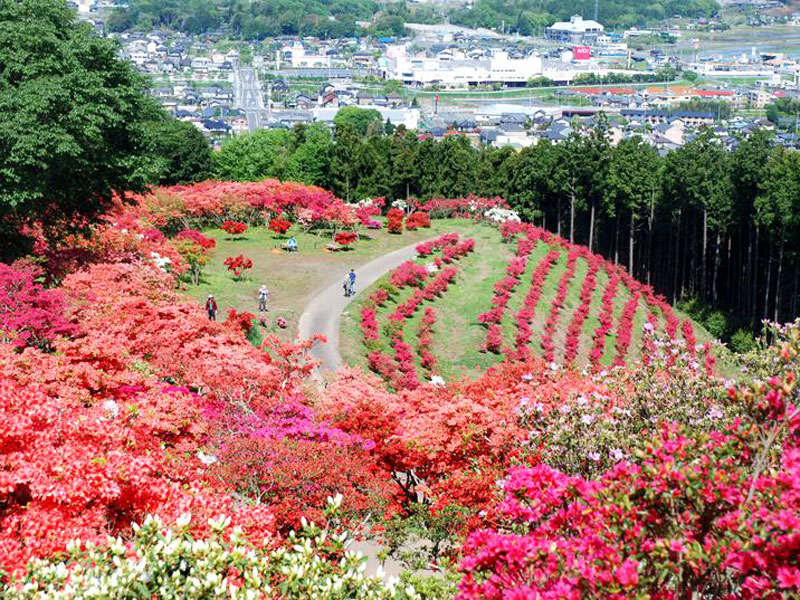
[546, 16, 604, 44]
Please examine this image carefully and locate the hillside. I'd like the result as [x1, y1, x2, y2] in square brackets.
[341, 209, 717, 389]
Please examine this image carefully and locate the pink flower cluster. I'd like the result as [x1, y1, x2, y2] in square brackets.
[416, 233, 460, 257]
[360, 307, 379, 342]
[421, 195, 509, 219]
[442, 238, 475, 263]
[682, 319, 697, 356]
[563, 260, 600, 365]
[541, 251, 579, 364]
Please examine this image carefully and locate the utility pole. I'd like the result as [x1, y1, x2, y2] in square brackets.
[594, 0, 599, 22]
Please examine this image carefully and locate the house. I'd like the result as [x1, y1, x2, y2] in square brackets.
[201, 119, 232, 134]
[357, 91, 374, 106]
[621, 109, 668, 124]
[546, 15, 604, 44]
[671, 111, 715, 126]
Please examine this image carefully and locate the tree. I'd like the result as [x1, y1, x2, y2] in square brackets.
[508, 140, 557, 227]
[354, 135, 392, 200]
[330, 123, 362, 202]
[390, 126, 419, 200]
[0, 0, 159, 256]
[146, 116, 213, 185]
[213, 129, 292, 181]
[332, 106, 383, 137]
[284, 123, 332, 188]
[605, 137, 662, 277]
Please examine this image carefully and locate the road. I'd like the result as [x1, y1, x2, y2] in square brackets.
[234, 66, 265, 132]
[298, 240, 432, 373]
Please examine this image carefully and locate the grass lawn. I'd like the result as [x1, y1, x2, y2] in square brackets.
[182, 220, 457, 338]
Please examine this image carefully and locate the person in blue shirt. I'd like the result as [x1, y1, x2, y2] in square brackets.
[287, 236, 298, 252]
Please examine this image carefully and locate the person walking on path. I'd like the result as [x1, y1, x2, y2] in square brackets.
[343, 273, 351, 297]
[205, 294, 218, 321]
[258, 285, 269, 312]
[348, 268, 356, 297]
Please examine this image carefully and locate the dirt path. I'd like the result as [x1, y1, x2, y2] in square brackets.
[298, 239, 431, 372]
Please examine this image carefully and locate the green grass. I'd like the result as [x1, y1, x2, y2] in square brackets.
[183, 220, 458, 339]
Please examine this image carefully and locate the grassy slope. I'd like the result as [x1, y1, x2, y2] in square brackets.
[184, 221, 456, 338]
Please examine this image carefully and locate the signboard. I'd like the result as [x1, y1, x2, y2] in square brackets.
[573, 46, 591, 60]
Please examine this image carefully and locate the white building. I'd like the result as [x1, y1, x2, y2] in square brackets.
[280, 43, 332, 69]
[546, 15, 604, 44]
[382, 46, 543, 88]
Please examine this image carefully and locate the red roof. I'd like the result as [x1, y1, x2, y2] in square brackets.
[694, 89, 735, 97]
[570, 87, 636, 95]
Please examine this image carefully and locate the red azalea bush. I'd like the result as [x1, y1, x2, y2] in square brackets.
[0, 263, 75, 350]
[386, 208, 404, 234]
[226, 308, 256, 335]
[513, 249, 560, 356]
[564, 260, 600, 365]
[541, 251, 579, 364]
[405, 212, 431, 230]
[268, 217, 292, 236]
[589, 274, 620, 370]
[421, 195, 509, 220]
[221, 220, 248, 236]
[389, 261, 429, 289]
[223, 255, 253, 279]
[334, 231, 357, 246]
[176, 228, 215, 250]
[354, 197, 385, 226]
[613, 292, 641, 367]
[416, 233, 460, 257]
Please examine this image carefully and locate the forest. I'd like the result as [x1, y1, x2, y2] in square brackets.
[450, 0, 721, 33]
[208, 117, 800, 338]
[107, 0, 720, 38]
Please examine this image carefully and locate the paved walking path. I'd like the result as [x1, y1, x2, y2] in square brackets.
[298, 239, 428, 372]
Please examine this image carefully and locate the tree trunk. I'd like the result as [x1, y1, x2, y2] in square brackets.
[764, 243, 773, 322]
[556, 196, 561, 237]
[752, 227, 760, 328]
[629, 212, 635, 275]
[672, 209, 681, 302]
[701, 207, 708, 301]
[712, 233, 721, 304]
[569, 186, 575, 243]
[614, 211, 620, 265]
[589, 200, 596, 252]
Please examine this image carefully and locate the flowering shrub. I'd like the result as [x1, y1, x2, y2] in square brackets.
[386, 208, 404, 234]
[421, 196, 509, 220]
[418, 307, 437, 371]
[353, 197, 385, 226]
[225, 308, 255, 335]
[220, 220, 248, 236]
[589, 274, 620, 369]
[564, 260, 600, 365]
[174, 229, 215, 285]
[334, 231, 357, 246]
[276, 316, 287, 329]
[223, 254, 253, 280]
[483, 207, 521, 225]
[541, 251, 578, 363]
[513, 249, 560, 355]
[405, 212, 431, 230]
[0, 264, 75, 350]
[9, 511, 418, 599]
[389, 261, 429, 289]
[415, 233, 460, 257]
[268, 217, 292, 236]
[612, 292, 640, 367]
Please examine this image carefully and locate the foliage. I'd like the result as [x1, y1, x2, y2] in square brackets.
[268, 217, 292, 236]
[387, 208, 405, 235]
[175, 229, 215, 285]
[145, 115, 213, 186]
[0, 0, 159, 256]
[334, 231, 358, 246]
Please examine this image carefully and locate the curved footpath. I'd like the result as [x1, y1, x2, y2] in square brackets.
[298, 238, 432, 372]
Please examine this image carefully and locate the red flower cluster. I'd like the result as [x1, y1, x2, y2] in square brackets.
[421, 195, 509, 219]
[418, 307, 437, 371]
[682, 319, 697, 355]
[268, 217, 292, 236]
[334, 231, 357, 246]
[389, 261, 429, 289]
[613, 292, 641, 367]
[225, 308, 256, 335]
[221, 220, 248, 236]
[176, 229, 215, 249]
[223, 255, 253, 279]
[415, 232, 460, 257]
[541, 251, 579, 364]
[589, 275, 620, 369]
[563, 260, 600, 365]
[354, 197, 385, 225]
[360, 307, 379, 342]
[513, 249, 560, 355]
[405, 212, 431, 230]
[386, 208, 404, 234]
[442, 238, 475, 263]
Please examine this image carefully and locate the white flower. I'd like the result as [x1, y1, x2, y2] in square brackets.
[576, 394, 588, 407]
[706, 407, 723, 420]
[532, 401, 544, 413]
[483, 207, 520, 223]
[102, 400, 120, 419]
[196, 450, 218, 466]
[424, 262, 438, 274]
[610, 448, 625, 462]
[580, 414, 594, 425]
[521, 373, 533, 381]
[548, 361, 559, 372]
[587, 451, 601, 462]
[643, 321, 655, 333]
[430, 375, 446, 387]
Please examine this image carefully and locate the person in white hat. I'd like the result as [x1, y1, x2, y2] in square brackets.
[258, 285, 269, 312]
[205, 293, 218, 321]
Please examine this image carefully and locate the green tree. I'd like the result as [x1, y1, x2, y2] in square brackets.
[333, 106, 383, 137]
[435, 135, 477, 198]
[284, 123, 332, 188]
[605, 137, 662, 277]
[330, 122, 362, 202]
[213, 129, 292, 181]
[508, 140, 557, 226]
[390, 126, 419, 200]
[354, 135, 392, 200]
[0, 0, 159, 255]
[146, 116, 213, 185]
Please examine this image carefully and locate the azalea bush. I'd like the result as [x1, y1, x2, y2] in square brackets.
[0, 263, 75, 350]
[174, 229, 215, 285]
[386, 208, 404, 235]
[334, 231, 358, 247]
[405, 212, 431, 231]
[268, 217, 292, 237]
[220, 219, 248, 237]
[223, 254, 253, 280]
[9, 510, 419, 600]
